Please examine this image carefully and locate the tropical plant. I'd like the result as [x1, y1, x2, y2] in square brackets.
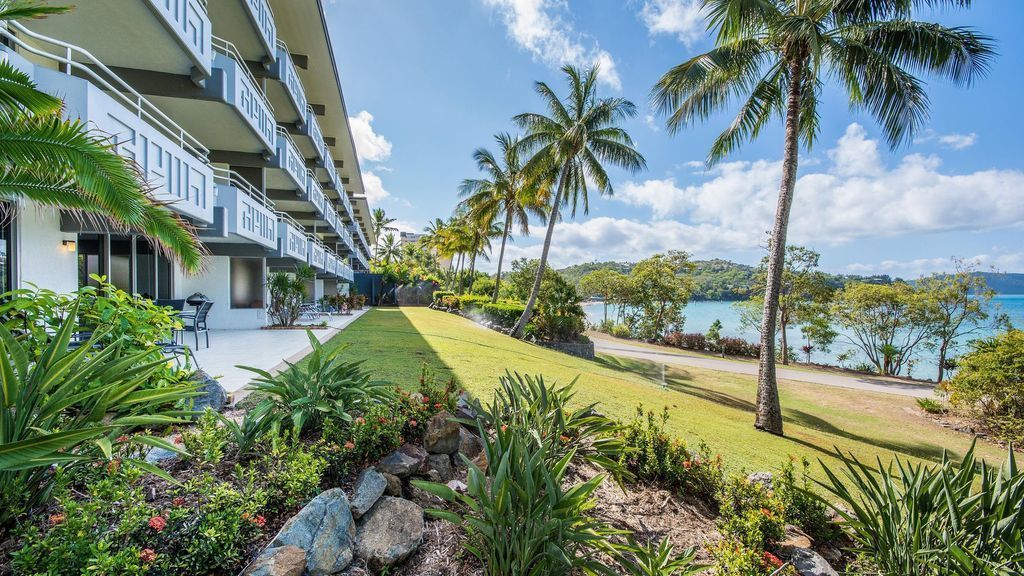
[239, 332, 393, 437]
[375, 231, 401, 264]
[918, 259, 995, 382]
[0, 304, 197, 529]
[653, 0, 994, 435]
[707, 319, 724, 357]
[0, 1, 205, 272]
[459, 133, 548, 302]
[370, 207, 397, 246]
[817, 444, 1024, 575]
[945, 329, 1024, 445]
[266, 264, 314, 327]
[579, 268, 629, 324]
[611, 538, 705, 576]
[511, 64, 645, 337]
[624, 252, 695, 341]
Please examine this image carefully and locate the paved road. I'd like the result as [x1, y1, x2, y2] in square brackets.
[592, 335, 936, 398]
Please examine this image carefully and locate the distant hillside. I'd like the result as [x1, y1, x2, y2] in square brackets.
[977, 272, 1024, 294]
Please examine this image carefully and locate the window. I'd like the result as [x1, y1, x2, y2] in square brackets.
[77, 234, 105, 288]
[230, 258, 264, 309]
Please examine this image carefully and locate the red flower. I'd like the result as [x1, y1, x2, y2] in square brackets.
[139, 549, 157, 563]
[172, 497, 186, 507]
[48, 513, 65, 526]
[760, 507, 773, 518]
[434, 403, 442, 409]
[682, 460, 692, 469]
[343, 441, 355, 450]
[379, 417, 388, 424]
[408, 419, 418, 427]
[254, 515, 266, 527]
[762, 551, 783, 568]
[116, 435, 130, 443]
[422, 396, 430, 403]
[559, 435, 570, 444]
[173, 435, 183, 445]
[355, 416, 366, 425]
[106, 459, 121, 474]
[148, 516, 167, 532]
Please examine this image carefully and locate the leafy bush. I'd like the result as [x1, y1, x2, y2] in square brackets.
[432, 290, 455, 303]
[240, 332, 394, 437]
[916, 397, 947, 414]
[266, 265, 315, 327]
[457, 294, 490, 312]
[945, 329, 1024, 444]
[776, 456, 835, 543]
[610, 323, 632, 338]
[0, 307, 196, 529]
[481, 301, 526, 328]
[613, 537, 705, 576]
[717, 475, 786, 551]
[180, 409, 231, 466]
[322, 403, 404, 479]
[252, 439, 327, 513]
[470, 277, 496, 296]
[664, 332, 707, 351]
[720, 337, 760, 358]
[438, 295, 461, 309]
[533, 277, 586, 341]
[711, 541, 793, 576]
[412, 425, 615, 576]
[618, 406, 724, 501]
[818, 444, 1024, 575]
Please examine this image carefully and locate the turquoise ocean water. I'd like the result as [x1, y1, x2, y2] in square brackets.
[584, 295, 1024, 381]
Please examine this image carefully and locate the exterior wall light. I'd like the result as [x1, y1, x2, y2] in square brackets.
[62, 239, 77, 252]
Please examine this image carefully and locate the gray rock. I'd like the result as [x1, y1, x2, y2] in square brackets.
[190, 370, 227, 414]
[457, 428, 485, 463]
[407, 482, 444, 508]
[355, 497, 424, 570]
[144, 445, 178, 464]
[747, 471, 773, 490]
[351, 469, 387, 519]
[424, 411, 460, 455]
[455, 392, 477, 421]
[427, 454, 453, 481]
[269, 488, 355, 575]
[381, 472, 403, 496]
[243, 545, 306, 576]
[789, 548, 839, 576]
[376, 444, 427, 478]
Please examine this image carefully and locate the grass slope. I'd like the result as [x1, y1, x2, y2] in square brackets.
[326, 308, 1006, 474]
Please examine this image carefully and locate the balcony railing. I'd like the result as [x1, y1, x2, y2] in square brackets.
[272, 40, 307, 117]
[274, 127, 306, 191]
[276, 212, 307, 261]
[324, 250, 338, 276]
[306, 170, 327, 216]
[303, 105, 326, 162]
[323, 148, 339, 190]
[213, 36, 275, 149]
[337, 260, 354, 281]
[145, 0, 212, 77]
[242, 0, 276, 60]
[337, 189, 353, 220]
[213, 168, 276, 249]
[306, 235, 326, 270]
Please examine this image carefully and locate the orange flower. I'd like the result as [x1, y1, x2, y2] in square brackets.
[148, 516, 167, 532]
[379, 417, 388, 424]
[172, 497, 186, 507]
[173, 435, 183, 445]
[343, 441, 355, 450]
[760, 507, 773, 517]
[116, 435, 130, 443]
[241, 512, 251, 520]
[500, 424, 508, 432]
[254, 515, 266, 527]
[355, 417, 366, 425]
[48, 513, 65, 526]
[559, 435, 570, 443]
[762, 551, 783, 568]
[682, 460, 692, 469]
[106, 460, 121, 474]
[139, 549, 157, 563]
[434, 403, 442, 409]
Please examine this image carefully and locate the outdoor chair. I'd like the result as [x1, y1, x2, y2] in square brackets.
[177, 300, 213, 350]
[299, 303, 322, 322]
[154, 299, 186, 312]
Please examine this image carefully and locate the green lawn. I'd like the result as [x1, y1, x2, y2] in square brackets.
[325, 307, 1007, 475]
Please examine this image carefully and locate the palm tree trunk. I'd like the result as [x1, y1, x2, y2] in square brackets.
[512, 168, 568, 338]
[755, 60, 804, 436]
[492, 209, 513, 303]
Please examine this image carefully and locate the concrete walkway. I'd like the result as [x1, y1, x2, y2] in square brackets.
[190, 309, 368, 393]
[591, 334, 937, 398]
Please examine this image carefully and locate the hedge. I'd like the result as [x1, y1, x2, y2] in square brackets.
[481, 302, 526, 329]
[433, 290, 455, 303]
[458, 294, 491, 312]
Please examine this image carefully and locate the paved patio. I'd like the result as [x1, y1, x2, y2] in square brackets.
[189, 309, 368, 395]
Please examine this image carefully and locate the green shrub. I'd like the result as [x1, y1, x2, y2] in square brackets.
[457, 294, 490, 312]
[776, 456, 835, 543]
[481, 301, 526, 328]
[181, 409, 231, 466]
[240, 332, 394, 437]
[432, 290, 455, 303]
[613, 537, 705, 576]
[217, 410, 273, 458]
[610, 323, 633, 338]
[253, 439, 327, 513]
[470, 277, 496, 296]
[717, 475, 786, 551]
[266, 265, 315, 327]
[0, 306, 196, 529]
[533, 277, 586, 341]
[439, 295, 461, 309]
[322, 402, 404, 479]
[618, 406, 724, 502]
[711, 540, 793, 576]
[916, 396, 947, 414]
[945, 329, 1024, 444]
[818, 443, 1024, 575]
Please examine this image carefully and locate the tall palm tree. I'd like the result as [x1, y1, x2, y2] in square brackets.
[370, 207, 397, 257]
[375, 231, 401, 265]
[511, 65, 645, 337]
[652, 0, 993, 435]
[464, 219, 505, 285]
[458, 133, 548, 303]
[0, 2, 206, 273]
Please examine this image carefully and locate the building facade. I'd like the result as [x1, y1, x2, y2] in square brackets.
[0, 0, 374, 328]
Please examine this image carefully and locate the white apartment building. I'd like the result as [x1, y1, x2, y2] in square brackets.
[0, 0, 374, 329]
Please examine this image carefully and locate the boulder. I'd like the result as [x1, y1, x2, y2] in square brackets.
[243, 545, 306, 576]
[355, 497, 424, 570]
[747, 471, 773, 490]
[144, 446, 178, 464]
[376, 444, 427, 478]
[780, 524, 813, 550]
[457, 428, 485, 463]
[382, 472, 403, 496]
[455, 392, 477, 421]
[407, 483, 445, 508]
[427, 454, 454, 482]
[268, 488, 356, 575]
[350, 469, 387, 519]
[190, 370, 227, 414]
[788, 547, 839, 576]
[424, 411, 460, 454]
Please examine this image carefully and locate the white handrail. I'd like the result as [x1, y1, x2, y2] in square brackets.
[275, 211, 303, 231]
[212, 167, 274, 210]
[212, 35, 274, 114]
[276, 125, 302, 150]
[1, 21, 210, 160]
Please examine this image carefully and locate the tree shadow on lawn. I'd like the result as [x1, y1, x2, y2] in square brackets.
[595, 352, 955, 466]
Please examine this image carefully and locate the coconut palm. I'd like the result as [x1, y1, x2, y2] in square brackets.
[511, 65, 645, 337]
[370, 207, 397, 257]
[375, 231, 401, 265]
[652, 0, 993, 435]
[463, 219, 505, 286]
[0, 1, 205, 273]
[458, 133, 548, 303]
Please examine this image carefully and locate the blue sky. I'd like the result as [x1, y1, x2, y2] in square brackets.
[324, 0, 1024, 278]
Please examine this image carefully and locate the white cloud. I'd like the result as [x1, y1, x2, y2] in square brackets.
[349, 110, 392, 163]
[643, 114, 661, 132]
[639, 0, 705, 45]
[360, 171, 391, 204]
[482, 0, 621, 89]
[938, 132, 978, 150]
[845, 252, 1024, 278]
[613, 123, 1024, 250]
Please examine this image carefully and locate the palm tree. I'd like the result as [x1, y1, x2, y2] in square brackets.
[464, 219, 505, 285]
[511, 65, 645, 337]
[0, 2, 206, 273]
[375, 231, 401, 264]
[370, 207, 397, 257]
[458, 133, 548, 303]
[652, 0, 993, 435]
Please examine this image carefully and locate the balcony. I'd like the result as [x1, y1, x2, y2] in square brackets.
[306, 171, 327, 218]
[323, 148, 340, 190]
[212, 169, 277, 250]
[270, 128, 307, 193]
[337, 260, 354, 282]
[209, 38, 276, 152]
[276, 212, 307, 262]
[0, 24, 214, 224]
[323, 250, 338, 277]
[307, 236, 326, 271]
[22, 0, 212, 78]
[267, 41, 307, 123]
[207, 0, 276, 64]
[300, 105, 327, 163]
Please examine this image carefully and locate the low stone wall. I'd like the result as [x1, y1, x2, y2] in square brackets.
[536, 339, 595, 360]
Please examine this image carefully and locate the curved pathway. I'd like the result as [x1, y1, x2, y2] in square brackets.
[591, 334, 936, 398]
